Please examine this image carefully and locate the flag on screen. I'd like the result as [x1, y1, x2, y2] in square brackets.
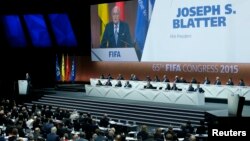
[116, 2, 125, 21]
[55, 54, 61, 81]
[61, 54, 65, 81]
[70, 56, 76, 81]
[135, 0, 155, 53]
[148, 0, 155, 22]
[135, 0, 149, 53]
[66, 54, 70, 81]
[98, 4, 109, 41]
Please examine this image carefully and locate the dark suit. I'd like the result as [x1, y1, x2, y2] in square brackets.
[203, 80, 211, 84]
[124, 83, 132, 88]
[101, 21, 132, 48]
[99, 117, 109, 128]
[187, 86, 195, 92]
[144, 84, 154, 89]
[214, 80, 221, 85]
[226, 81, 234, 86]
[47, 133, 60, 141]
[195, 88, 205, 93]
[115, 83, 122, 87]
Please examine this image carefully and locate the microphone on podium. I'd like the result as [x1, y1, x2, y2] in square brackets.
[120, 39, 132, 47]
[106, 41, 109, 48]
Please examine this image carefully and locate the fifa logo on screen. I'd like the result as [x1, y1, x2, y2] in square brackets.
[109, 51, 121, 58]
[165, 64, 181, 72]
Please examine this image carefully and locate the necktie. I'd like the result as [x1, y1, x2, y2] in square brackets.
[114, 24, 118, 46]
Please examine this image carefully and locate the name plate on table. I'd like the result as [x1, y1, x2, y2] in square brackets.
[91, 48, 139, 61]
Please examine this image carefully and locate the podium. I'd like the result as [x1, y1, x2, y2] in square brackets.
[91, 48, 139, 61]
[18, 80, 28, 95]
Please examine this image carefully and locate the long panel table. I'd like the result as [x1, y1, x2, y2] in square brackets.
[90, 78, 250, 101]
[85, 85, 205, 105]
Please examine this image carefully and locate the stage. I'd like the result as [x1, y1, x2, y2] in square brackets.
[44, 90, 250, 117]
[23, 84, 250, 129]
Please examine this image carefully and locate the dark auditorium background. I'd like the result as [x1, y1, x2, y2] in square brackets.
[0, 0, 250, 99]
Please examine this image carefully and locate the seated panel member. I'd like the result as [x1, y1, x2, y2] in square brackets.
[195, 84, 205, 93]
[105, 79, 112, 86]
[144, 81, 154, 89]
[171, 83, 181, 91]
[116, 74, 124, 80]
[174, 76, 180, 83]
[107, 74, 113, 79]
[153, 75, 160, 82]
[130, 74, 139, 81]
[226, 77, 234, 86]
[187, 83, 195, 92]
[162, 75, 170, 82]
[100, 6, 132, 48]
[115, 80, 122, 87]
[214, 76, 221, 85]
[145, 76, 152, 81]
[100, 74, 105, 79]
[238, 79, 245, 86]
[203, 76, 211, 84]
[165, 83, 171, 90]
[124, 80, 132, 88]
[180, 77, 187, 83]
[96, 80, 103, 86]
[190, 77, 197, 84]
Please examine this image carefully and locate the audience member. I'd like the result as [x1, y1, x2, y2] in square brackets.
[99, 114, 110, 128]
[196, 120, 207, 135]
[153, 128, 164, 141]
[137, 125, 149, 141]
[46, 127, 60, 141]
[164, 127, 178, 141]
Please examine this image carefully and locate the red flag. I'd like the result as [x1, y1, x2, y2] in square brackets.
[66, 54, 71, 81]
[116, 2, 125, 21]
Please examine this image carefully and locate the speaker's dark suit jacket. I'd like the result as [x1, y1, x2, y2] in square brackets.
[101, 21, 132, 48]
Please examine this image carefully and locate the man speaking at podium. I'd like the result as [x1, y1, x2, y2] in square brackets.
[26, 72, 32, 94]
[100, 6, 133, 48]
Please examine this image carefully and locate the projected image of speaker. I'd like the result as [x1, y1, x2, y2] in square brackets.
[18, 80, 28, 95]
[228, 93, 245, 117]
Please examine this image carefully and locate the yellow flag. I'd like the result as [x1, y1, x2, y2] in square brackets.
[98, 4, 109, 41]
[61, 54, 65, 81]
